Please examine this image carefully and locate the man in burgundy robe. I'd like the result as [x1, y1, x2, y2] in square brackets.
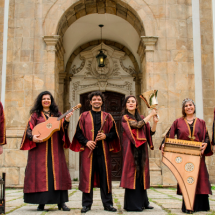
[0, 102, 6, 154]
[20, 112, 71, 196]
[70, 91, 120, 213]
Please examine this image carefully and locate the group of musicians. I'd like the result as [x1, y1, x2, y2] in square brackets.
[0, 91, 214, 214]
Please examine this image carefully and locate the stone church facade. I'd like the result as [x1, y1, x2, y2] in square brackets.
[0, 0, 214, 187]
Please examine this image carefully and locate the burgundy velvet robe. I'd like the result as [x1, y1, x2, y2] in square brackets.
[20, 112, 71, 193]
[168, 117, 213, 195]
[0, 102, 6, 145]
[70, 111, 120, 193]
[120, 115, 154, 190]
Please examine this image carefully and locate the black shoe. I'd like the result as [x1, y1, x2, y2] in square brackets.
[58, 203, 70, 211]
[104, 205, 117, 212]
[37, 204, 45, 211]
[81, 206, 91, 213]
[145, 205, 154, 209]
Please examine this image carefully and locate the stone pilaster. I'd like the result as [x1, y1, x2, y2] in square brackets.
[141, 36, 158, 91]
[58, 72, 67, 112]
[43, 35, 60, 98]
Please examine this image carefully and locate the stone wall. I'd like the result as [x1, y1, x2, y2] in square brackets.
[0, 0, 5, 96]
[200, 0, 215, 183]
[0, 0, 214, 187]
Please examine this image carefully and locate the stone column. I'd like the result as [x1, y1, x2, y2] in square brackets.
[43, 35, 60, 98]
[141, 36, 162, 185]
[141, 36, 158, 91]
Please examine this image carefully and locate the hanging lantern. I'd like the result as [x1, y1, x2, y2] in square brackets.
[96, 50, 107, 67]
[97, 24, 107, 67]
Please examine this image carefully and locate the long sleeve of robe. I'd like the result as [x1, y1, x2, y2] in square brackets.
[120, 114, 154, 190]
[20, 112, 71, 193]
[162, 117, 213, 195]
[0, 102, 6, 145]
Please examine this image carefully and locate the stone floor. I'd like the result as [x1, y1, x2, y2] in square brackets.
[4, 186, 215, 215]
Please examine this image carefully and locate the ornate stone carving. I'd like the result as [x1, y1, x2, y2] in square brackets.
[85, 54, 120, 80]
[70, 57, 85, 75]
[108, 81, 132, 94]
[120, 58, 136, 75]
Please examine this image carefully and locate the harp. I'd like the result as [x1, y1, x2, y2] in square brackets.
[162, 138, 202, 211]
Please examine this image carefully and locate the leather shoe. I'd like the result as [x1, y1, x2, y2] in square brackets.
[58, 203, 70, 211]
[81, 206, 91, 213]
[104, 205, 117, 212]
[37, 204, 45, 211]
[145, 205, 154, 209]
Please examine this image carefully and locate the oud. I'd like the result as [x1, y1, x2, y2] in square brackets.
[32, 104, 82, 142]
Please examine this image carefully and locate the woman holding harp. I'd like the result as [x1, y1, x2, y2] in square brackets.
[161, 98, 213, 213]
[120, 95, 158, 211]
[20, 91, 73, 211]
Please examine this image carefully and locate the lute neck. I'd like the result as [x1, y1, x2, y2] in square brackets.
[57, 108, 74, 121]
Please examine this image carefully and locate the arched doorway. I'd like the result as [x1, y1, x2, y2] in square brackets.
[80, 91, 125, 180]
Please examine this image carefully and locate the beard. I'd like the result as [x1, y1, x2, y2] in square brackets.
[93, 105, 101, 109]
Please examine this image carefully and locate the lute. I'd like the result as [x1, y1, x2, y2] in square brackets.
[32, 103, 82, 142]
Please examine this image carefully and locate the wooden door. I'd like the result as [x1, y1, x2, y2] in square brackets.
[80, 91, 125, 181]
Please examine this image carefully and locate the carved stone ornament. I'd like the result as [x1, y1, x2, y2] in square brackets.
[69, 43, 136, 80]
[71, 80, 133, 101]
[84, 51, 120, 80]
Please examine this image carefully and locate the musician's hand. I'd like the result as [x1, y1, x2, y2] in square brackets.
[96, 132, 106, 141]
[161, 144, 164, 154]
[33, 135, 42, 143]
[86, 141, 96, 150]
[0, 146, 3, 155]
[153, 115, 159, 123]
[65, 110, 73, 122]
[201, 142, 207, 154]
[150, 109, 157, 117]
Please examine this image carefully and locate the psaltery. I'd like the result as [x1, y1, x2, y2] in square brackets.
[88, 114, 109, 158]
[32, 103, 82, 142]
[162, 137, 202, 211]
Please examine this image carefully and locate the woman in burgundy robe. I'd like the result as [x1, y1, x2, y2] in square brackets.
[20, 91, 73, 211]
[161, 98, 213, 213]
[0, 102, 6, 154]
[120, 95, 158, 211]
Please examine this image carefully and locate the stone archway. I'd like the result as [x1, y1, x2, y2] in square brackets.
[43, 0, 158, 37]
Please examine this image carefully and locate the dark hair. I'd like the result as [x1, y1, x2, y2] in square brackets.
[30, 91, 60, 117]
[182, 100, 196, 117]
[122, 95, 146, 181]
[88, 91, 105, 104]
[122, 95, 142, 121]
